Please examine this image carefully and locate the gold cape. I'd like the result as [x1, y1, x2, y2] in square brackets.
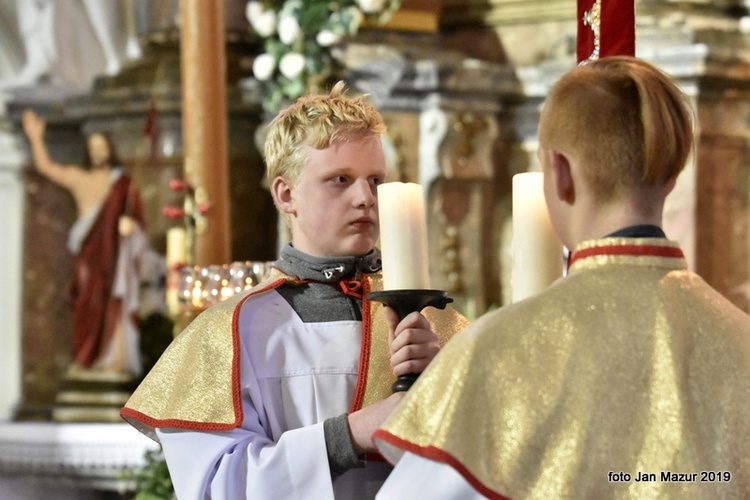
[375, 238, 750, 499]
[121, 269, 470, 440]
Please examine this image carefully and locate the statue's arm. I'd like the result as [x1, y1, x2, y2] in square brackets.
[22, 109, 83, 190]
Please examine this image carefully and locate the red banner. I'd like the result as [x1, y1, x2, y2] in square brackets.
[577, 0, 635, 64]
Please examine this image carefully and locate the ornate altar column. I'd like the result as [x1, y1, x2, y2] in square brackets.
[0, 125, 25, 421]
[180, 0, 231, 266]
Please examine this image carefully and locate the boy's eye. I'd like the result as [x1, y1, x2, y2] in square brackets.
[371, 177, 382, 185]
[334, 176, 348, 183]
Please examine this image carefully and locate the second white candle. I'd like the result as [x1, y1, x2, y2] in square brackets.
[511, 172, 563, 302]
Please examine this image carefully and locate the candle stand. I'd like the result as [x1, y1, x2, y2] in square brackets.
[367, 289, 453, 392]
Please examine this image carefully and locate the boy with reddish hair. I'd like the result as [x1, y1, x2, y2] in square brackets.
[375, 57, 750, 499]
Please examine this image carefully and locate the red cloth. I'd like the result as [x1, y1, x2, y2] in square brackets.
[577, 0, 635, 63]
[69, 174, 145, 368]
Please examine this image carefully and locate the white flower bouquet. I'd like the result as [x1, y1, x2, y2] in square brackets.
[246, 0, 400, 111]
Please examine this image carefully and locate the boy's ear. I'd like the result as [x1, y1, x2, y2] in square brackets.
[271, 176, 295, 215]
[548, 149, 575, 205]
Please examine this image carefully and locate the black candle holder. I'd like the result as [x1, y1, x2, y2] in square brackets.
[367, 289, 453, 392]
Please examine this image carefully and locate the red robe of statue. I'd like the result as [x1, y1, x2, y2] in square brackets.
[69, 173, 145, 370]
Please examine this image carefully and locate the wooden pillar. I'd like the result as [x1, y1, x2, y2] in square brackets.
[180, 0, 231, 265]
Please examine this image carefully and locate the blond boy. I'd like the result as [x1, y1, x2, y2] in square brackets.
[122, 83, 468, 499]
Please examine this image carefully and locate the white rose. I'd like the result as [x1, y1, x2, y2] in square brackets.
[252, 53, 276, 81]
[279, 52, 306, 79]
[316, 30, 341, 47]
[356, 0, 386, 14]
[245, 1, 263, 23]
[347, 6, 364, 29]
[252, 10, 277, 37]
[278, 15, 302, 45]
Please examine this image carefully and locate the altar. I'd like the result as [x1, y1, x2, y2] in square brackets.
[0, 422, 158, 498]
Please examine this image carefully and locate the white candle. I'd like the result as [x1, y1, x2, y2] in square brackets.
[377, 182, 431, 290]
[166, 227, 187, 267]
[166, 227, 187, 316]
[511, 172, 563, 302]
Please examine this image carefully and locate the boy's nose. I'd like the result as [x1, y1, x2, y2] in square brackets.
[353, 180, 376, 207]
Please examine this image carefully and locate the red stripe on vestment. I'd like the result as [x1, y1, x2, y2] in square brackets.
[120, 276, 289, 432]
[230, 276, 288, 427]
[372, 429, 513, 500]
[568, 244, 684, 269]
[349, 275, 372, 414]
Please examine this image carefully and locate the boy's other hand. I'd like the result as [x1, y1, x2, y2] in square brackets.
[347, 392, 405, 454]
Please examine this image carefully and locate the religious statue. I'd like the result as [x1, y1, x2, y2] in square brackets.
[22, 109, 150, 379]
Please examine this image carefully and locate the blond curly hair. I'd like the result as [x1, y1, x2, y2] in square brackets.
[264, 81, 387, 191]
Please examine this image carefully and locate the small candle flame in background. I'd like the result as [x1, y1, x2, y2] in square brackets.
[176, 261, 275, 312]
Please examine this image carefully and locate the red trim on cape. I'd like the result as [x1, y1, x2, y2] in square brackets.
[120, 277, 288, 432]
[373, 429, 512, 500]
[349, 275, 373, 414]
[347, 275, 388, 463]
[568, 243, 685, 270]
[123, 271, 393, 454]
[119, 408, 242, 433]
[229, 277, 289, 428]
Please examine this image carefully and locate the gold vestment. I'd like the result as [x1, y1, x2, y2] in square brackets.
[375, 238, 750, 499]
[121, 270, 469, 439]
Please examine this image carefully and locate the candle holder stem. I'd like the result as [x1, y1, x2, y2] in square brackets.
[367, 289, 452, 392]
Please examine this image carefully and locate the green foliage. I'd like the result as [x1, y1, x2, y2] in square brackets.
[122, 447, 174, 500]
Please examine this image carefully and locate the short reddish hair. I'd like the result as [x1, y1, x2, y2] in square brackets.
[539, 56, 694, 203]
